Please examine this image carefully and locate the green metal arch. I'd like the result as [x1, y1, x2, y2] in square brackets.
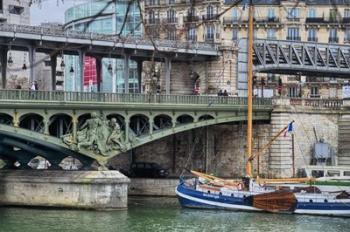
[47, 112, 74, 121]
[197, 113, 215, 121]
[0, 112, 271, 166]
[18, 112, 45, 123]
[175, 113, 195, 123]
[130, 114, 270, 153]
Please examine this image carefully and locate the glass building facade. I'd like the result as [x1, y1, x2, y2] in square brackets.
[64, 0, 142, 92]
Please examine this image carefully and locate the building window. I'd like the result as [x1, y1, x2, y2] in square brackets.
[0, 0, 3, 12]
[267, 28, 276, 39]
[308, 28, 317, 42]
[345, 9, 350, 18]
[232, 8, 238, 21]
[9, 5, 24, 15]
[308, 9, 316, 18]
[206, 24, 215, 41]
[329, 9, 338, 22]
[329, 28, 338, 43]
[345, 28, 350, 42]
[167, 9, 176, 23]
[287, 8, 299, 21]
[188, 7, 196, 17]
[310, 86, 319, 98]
[267, 8, 275, 20]
[168, 0, 175, 4]
[267, 73, 276, 83]
[56, 71, 64, 76]
[232, 28, 238, 40]
[44, 60, 51, 66]
[187, 27, 196, 41]
[288, 86, 298, 98]
[167, 28, 176, 40]
[206, 5, 215, 20]
[287, 27, 300, 41]
[148, 10, 156, 24]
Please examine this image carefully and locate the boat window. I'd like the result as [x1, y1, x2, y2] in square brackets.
[311, 170, 324, 178]
[327, 171, 340, 177]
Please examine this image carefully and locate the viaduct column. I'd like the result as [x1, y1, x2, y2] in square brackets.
[164, 57, 172, 95]
[78, 50, 85, 92]
[0, 47, 8, 89]
[50, 54, 57, 91]
[137, 60, 143, 93]
[95, 56, 102, 92]
[28, 46, 36, 83]
[269, 98, 293, 178]
[123, 53, 130, 93]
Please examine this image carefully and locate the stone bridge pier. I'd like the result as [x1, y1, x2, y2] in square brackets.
[268, 98, 342, 178]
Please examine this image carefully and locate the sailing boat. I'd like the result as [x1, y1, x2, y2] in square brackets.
[175, 1, 350, 216]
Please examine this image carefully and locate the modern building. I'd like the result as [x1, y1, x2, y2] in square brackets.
[0, 0, 31, 89]
[64, 0, 142, 93]
[144, 0, 349, 98]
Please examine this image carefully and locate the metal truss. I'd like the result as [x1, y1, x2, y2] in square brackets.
[253, 39, 350, 77]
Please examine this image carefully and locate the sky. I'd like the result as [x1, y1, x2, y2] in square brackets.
[30, 0, 86, 25]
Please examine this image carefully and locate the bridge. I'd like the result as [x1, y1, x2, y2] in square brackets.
[1, 24, 350, 95]
[0, 23, 218, 92]
[253, 39, 350, 77]
[0, 90, 272, 169]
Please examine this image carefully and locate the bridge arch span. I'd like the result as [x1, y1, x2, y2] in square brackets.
[130, 114, 150, 136]
[198, 114, 215, 121]
[19, 113, 44, 132]
[0, 113, 13, 125]
[176, 114, 195, 125]
[77, 113, 92, 128]
[49, 114, 73, 138]
[106, 113, 125, 129]
[153, 114, 173, 130]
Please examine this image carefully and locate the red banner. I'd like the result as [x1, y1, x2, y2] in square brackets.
[83, 56, 97, 86]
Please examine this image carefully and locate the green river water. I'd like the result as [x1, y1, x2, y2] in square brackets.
[0, 197, 348, 232]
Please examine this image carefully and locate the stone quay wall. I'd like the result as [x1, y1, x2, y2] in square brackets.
[0, 170, 130, 210]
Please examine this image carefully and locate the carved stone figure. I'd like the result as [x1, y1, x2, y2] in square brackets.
[107, 118, 126, 152]
[77, 112, 102, 151]
[62, 112, 127, 156]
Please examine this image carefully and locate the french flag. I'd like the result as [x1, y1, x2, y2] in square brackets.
[284, 121, 294, 137]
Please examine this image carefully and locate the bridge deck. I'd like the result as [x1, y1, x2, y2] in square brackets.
[0, 90, 272, 108]
[0, 24, 218, 61]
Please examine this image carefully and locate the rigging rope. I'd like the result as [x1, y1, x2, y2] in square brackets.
[180, 127, 206, 178]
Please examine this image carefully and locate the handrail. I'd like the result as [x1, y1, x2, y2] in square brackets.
[0, 90, 272, 106]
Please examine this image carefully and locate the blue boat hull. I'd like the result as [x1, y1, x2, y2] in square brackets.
[176, 183, 350, 216]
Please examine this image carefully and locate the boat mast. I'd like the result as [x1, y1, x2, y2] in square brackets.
[246, 0, 254, 177]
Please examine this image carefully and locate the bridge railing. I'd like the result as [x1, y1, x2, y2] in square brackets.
[274, 98, 343, 110]
[0, 90, 272, 106]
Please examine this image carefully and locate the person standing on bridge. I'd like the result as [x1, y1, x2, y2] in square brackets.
[30, 82, 36, 91]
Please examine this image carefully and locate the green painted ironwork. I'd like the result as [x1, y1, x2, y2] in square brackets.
[0, 90, 273, 168]
[0, 90, 272, 107]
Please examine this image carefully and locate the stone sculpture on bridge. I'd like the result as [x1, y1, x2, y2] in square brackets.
[62, 112, 127, 156]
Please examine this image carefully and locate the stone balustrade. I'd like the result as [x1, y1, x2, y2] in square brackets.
[273, 97, 343, 110]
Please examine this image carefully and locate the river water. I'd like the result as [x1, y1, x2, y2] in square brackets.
[0, 197, 348, 232]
